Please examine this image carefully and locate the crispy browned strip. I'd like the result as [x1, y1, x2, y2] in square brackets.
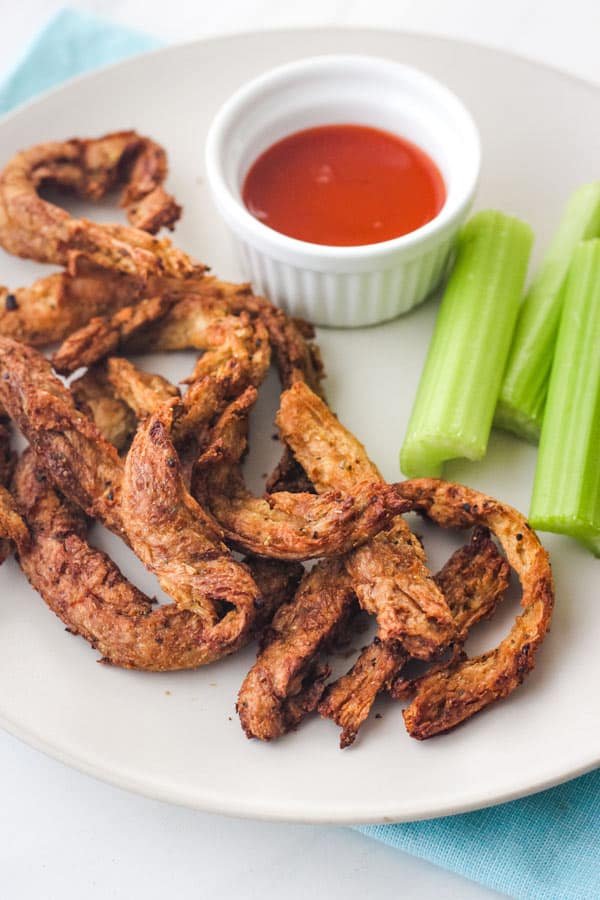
[106, 357, 180, 418]
[344, 521, 454, 657]
[242, 556, 305, 624]
[319, 527, 510, 747]
[71, 359, 180, 453]
[396, 480, 554, 739]
[12, 452, 297, 671]
[0, 267, 144, 347]
[0, 483, 29, 560]
[0, 412, 22, 563]
[71, 365, 136, 452]
[51, 287, 271, 390]
[0, 411, 15, 489]
[277, 381, 455, 657]
[121, 401, 263, 650]
[237, 559, 357, 741]
[52, 295, 179, 374]
[194, 387, 410, 561]
[0, 337, 126, 538]
[227, 295, 324, 395]
[276, 380, 381, 492]
[221, 287, 324, 494]
[319, 639, 404, 749]
[0, 131, 196, 278]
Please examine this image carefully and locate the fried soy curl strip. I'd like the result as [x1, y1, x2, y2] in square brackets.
[13, 452, 300, 670]
[277, 382, 455, 657]
[194, 387, 410, 560]
[52, 294, 180, 374]
[121, 402, 264, 637]
[319, 528, 510, 747]
[0, 483, 29, 562]
[0, 265, 150, 347]
[237, 559, 357, 741]
[52, 288, 271, 389]
[0, 413, 26, 563]
[393, 480, 554, 739]
[0, 131, 196, 278]
[0, 337, 126, 538]
[0, 339, 272, 637]
[71, 359, 180, 452]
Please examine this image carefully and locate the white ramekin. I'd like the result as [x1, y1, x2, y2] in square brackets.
[205, 55, 481, 327]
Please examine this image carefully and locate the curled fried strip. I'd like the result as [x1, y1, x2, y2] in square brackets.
[71, 359, 180, 452]
[195, 387, 410, 561]
[0, 483, 29, 560]
[12, 452, 299, 670]
[121, 402, 263, 645]
[52, 294, 179, 374]
[0, 337, 126, 538]
[0, 266, 148, 347]
[0, 131, 195, 277]
[105, 357, 180, 419]
[237, 559, 357, 741]
[0, 410, 15, 488]
[51, 289, 271, 389]
[319, 640, 405, 749]
[0, 413, 27, 563]
[395, 480, 554, 739]
[319, 528, 510, 747]
[277, 381, 455, 656]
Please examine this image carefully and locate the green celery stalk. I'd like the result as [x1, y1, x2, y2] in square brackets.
[400, 210, 533, 478]
[496, 182, 600, 442]
[529, 239, 600, 556]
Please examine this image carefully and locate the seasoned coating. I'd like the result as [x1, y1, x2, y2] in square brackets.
[0, 412, 23, 563]
[224, 292, 324, 395]
[71, 364, 137, 452]
[105, 357, 180, 419]
[12, 453, 298, 670]
[0, 483, 29, 562]
[319, 528, 510, 747]
[0, 337, 126, 539]
[0, 131, 195, 278]
[195, 387, 410, 560]
[122, 402, 263, 648]
[396, 480, 554, 739]
[344, 522, 455, 657]
[242, 556, 304, 619]
[51, 289, 271, 390]
[237, 559, 357, 741]
[0, 410, 15, 488]
[0, 266, 149, 347]
[277, 382, 455, 657]
[52, 294, 179, 374]
[319, 639, 404, 749]
[71, 359, 180, 452]
[276, 380, 382, 492]
[429, 527, 511, 644]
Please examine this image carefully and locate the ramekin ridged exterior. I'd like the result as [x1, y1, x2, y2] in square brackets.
[205, 55, 480, 327]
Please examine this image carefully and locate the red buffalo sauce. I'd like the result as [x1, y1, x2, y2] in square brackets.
[242, 124, 446, 247]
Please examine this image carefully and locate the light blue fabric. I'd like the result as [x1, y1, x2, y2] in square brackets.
[0, 7, 159, 114]
[2, 9, 598, 899]
[358, 770, 600, 899]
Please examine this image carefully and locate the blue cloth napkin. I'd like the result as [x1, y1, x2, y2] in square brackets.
[2, 9, 598, 899]
[0, 7, 159, 114]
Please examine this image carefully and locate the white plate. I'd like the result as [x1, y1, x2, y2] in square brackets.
[0, 29, 598, 825]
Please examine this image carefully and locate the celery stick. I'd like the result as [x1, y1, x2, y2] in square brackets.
[529, 239, 600, 556]
[400, 210, 533, 478]
[496, 182, 600, 441]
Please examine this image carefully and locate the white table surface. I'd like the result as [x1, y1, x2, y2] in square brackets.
[1, 3, 597, 898]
